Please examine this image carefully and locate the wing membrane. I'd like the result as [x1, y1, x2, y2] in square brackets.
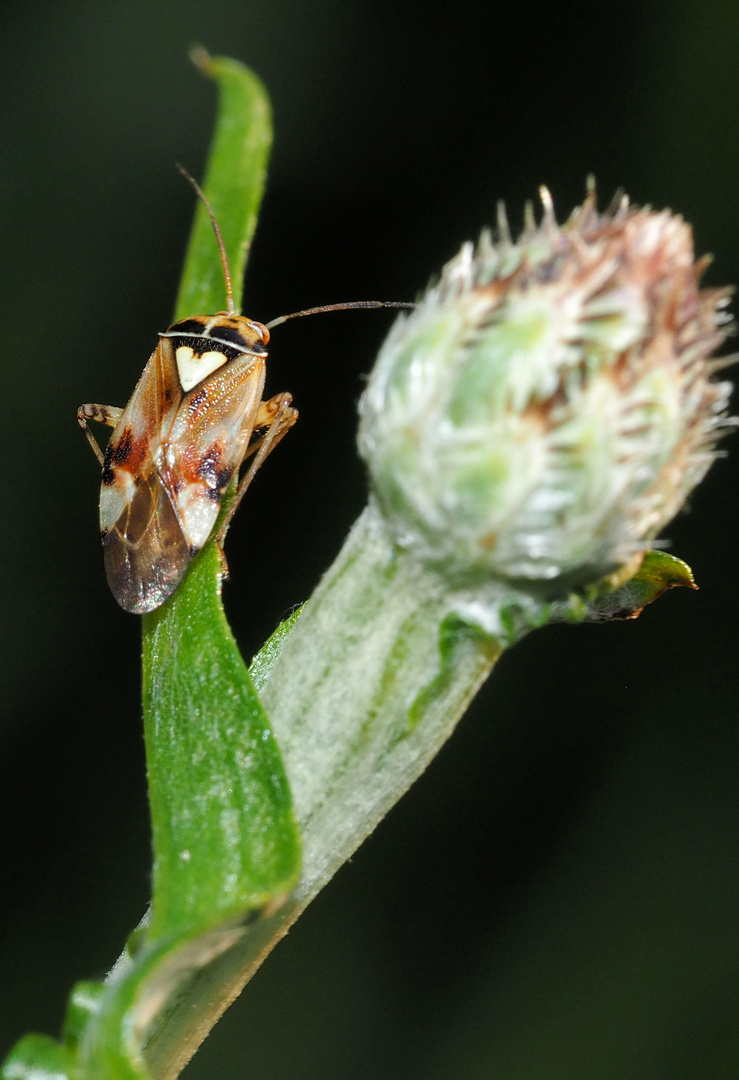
[103, 462, 191, 614]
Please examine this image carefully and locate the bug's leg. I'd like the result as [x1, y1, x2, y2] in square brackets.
[77, 403, 124, 466]
[215, 392, 298, 553]
[237, 394, 299, 466]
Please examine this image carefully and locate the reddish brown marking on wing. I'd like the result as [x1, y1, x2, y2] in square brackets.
[178, 439, 232, 493]
[198, 450, 234, 495]
[109, 426, 150, 475]
[166, 439, 235, 519]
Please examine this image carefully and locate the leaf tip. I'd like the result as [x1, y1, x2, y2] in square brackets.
[189, 43, 214, 75]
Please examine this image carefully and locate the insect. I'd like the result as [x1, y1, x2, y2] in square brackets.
[79, 169, 411, 614]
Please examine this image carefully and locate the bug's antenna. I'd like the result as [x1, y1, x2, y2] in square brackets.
[265, 300, 414, 331]
[176, 163, 235, 315]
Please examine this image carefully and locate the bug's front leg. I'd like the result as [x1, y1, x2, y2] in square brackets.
[77, 403, 124, 466]
[215, 392, 298, 554]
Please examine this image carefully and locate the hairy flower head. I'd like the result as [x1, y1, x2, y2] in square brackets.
[358, 188, 734, 590]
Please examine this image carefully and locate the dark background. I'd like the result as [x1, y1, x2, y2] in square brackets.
[2, 1, 739, 1077]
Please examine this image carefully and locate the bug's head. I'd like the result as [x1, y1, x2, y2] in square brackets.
[163, 314, 269, 350]
[160, 314, 270, 393]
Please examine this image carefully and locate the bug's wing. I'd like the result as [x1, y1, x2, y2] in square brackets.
[102, 461, 192, 613]
[165, 354, 267, 551]
[109, 335, 183, 451]
[100, 339, 189, 613]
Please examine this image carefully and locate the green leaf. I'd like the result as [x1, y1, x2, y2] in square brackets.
[249, 605, 304, 695]
[1, 1035, 77, 1080]
[175, 49, 271, 319]
[583, 550, 697, 622]
[62, 982, 105, 1050]
[142, 545, 300, 938]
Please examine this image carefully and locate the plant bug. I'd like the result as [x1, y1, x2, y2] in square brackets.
[79, 169, 412, 614]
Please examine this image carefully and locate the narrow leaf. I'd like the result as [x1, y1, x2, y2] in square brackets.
[175, 49, 271, 319]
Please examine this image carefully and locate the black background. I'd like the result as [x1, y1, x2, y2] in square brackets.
[2, 2, 739, 1078]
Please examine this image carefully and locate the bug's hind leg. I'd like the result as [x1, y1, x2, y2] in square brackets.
[77, 403, 124, 466]
[215, 392, 298, 562]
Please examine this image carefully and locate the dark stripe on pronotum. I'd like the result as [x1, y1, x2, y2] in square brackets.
[168, 318, 208, 334]
[206, 325, 252, 348]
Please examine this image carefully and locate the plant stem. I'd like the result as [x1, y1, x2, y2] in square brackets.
[258, 503, 504, 888]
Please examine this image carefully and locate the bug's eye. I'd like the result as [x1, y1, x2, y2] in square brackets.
[250, 321, 270, 345]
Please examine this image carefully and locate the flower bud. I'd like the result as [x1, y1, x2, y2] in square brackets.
[358, 189, 735, 591]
